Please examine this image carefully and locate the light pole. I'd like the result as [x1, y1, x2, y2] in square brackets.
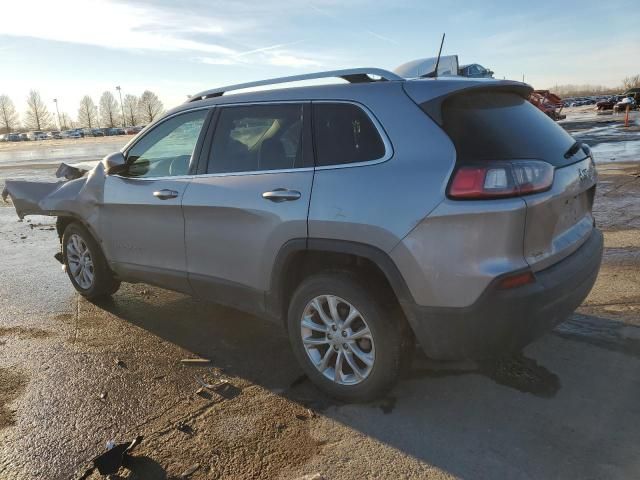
[53, 98, 62, 130]
[116, 86, 125, 128]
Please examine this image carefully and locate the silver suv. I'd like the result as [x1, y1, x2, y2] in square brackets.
[4, 68, 603, 401]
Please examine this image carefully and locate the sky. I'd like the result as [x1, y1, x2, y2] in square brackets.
[1, 0, 639, 120]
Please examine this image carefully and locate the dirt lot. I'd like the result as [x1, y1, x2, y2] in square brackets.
[1, 109, 639, 479]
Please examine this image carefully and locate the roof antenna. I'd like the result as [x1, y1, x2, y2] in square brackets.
[432, 33, 446, 79]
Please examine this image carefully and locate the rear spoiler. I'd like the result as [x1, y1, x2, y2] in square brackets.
[403, 79, 532, 125]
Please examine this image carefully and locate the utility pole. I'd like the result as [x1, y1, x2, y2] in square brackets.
[116, 86, 125, 127]
[53, 98, 61, 130]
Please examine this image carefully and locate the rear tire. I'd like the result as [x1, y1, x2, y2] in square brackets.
[62, 222, 120, 300]
[287, 273, 406, 402]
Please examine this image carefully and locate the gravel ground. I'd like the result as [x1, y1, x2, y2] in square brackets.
[0, 110, 639, 479]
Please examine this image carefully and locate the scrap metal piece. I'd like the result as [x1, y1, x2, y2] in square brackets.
[55, 163, 87, 180]
[181, 358, 211, 365]
[77, 435, 143, 479]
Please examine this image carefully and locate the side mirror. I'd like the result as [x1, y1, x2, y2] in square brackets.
[102, 151, 128, 175]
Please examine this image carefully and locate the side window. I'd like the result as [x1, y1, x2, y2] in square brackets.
[208, 104, 308, 174]
[125, 109, 208, 178]
[313, 103, 386, 167]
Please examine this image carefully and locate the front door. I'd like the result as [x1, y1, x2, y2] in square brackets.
[101, 108, 210, 292]
[182, 103, 314, 312]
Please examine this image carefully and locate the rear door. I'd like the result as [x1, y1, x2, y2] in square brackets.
[440, 89, 597, 271]
[101, 108, 211, 291]
[182, 103, 313, 311]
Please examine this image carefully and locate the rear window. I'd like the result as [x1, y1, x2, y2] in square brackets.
[440, 91, 576, 165]
[313, 103, 386, 167]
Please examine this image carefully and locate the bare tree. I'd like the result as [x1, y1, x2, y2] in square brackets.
[550, 84, 618, 98]
[78, 96, 98, 129]
[0, 94, 19, 133]
[60, 113, 74, 130]
[24, 90, 53, 131]
[137, 90, 164, 123]
[123, 94, 139, 126]
[99, 91, 121, 128]
[622, 75, 640, 91]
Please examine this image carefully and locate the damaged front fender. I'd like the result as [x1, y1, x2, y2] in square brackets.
[2, 162, 107, 221]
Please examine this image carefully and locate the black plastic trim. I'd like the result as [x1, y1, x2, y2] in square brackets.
[265, 238, 415, 321]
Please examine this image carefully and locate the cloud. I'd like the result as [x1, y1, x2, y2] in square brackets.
[0, 0, 241, 54]
[197, 41, 323, 68]
[0, 0, 327, 69]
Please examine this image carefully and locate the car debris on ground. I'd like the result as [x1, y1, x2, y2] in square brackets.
[180, 357, 212, 365]
[77, 435, 143, 479]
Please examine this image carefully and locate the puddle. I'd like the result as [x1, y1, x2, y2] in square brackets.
[554, 314, 640, 358]
[477, 355, 560, 398]
[0, 367, 27, 429]
[0, 326, 52, 339]
[410, 354, 560, 398]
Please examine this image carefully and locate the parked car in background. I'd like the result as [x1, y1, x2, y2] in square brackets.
[106, 127, 126, 136]
[596, 97, 618, 110]
[19, 133, 29, 141]
[29, 131, 48, 140]
[614, 97, 637, 112]
[459, 63, 494, 78]
[49, 131, 63, 139]
[3, 67, 603, 401]
[62, 130, 82, 139]
[81, 128, 104, 137]
[623, 87, 640, 102]
[124, 126, 144, 134]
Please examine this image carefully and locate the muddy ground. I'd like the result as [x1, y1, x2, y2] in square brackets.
[1, 110, 639, 479]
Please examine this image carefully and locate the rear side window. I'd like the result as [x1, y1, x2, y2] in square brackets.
[208, 104, 309, 174]
[441, 92, 575, 166]
[313, 103, 386, 167]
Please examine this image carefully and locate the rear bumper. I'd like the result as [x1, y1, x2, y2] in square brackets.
[402, 228, 603, 360]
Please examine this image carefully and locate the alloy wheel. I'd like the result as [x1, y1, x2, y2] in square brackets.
[300, 295, 375, 385]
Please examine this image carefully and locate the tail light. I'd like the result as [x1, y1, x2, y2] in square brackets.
[448, 160, 554, 199]
[497, 270, 536, 289]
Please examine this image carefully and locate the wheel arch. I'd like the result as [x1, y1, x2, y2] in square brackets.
[55, 213, 99, 245]
[267, 238, 415, 328]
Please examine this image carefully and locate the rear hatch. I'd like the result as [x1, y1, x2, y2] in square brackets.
[419, 85, 597, 271]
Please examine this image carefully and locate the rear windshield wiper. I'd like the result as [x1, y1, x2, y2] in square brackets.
[564, 141, 582, 159]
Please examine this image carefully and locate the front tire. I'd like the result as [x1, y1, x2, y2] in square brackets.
[62, 222, 120, 300]
[287, 273, 405, 402]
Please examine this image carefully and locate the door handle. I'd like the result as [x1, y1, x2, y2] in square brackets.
[153, 189, 179, 200]
[262, 188, 301, 202]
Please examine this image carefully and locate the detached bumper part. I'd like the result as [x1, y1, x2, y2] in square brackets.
[403, 229, 603, 360]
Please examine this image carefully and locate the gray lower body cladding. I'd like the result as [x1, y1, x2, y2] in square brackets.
[402, 228, 603, 360]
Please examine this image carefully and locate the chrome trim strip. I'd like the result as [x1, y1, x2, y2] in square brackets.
[117, 100, 394, 180]
[192, 167, 314, 179]
[112, 174, 196, 181]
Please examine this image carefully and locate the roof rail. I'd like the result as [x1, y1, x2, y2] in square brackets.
[186, 68, 404, 103]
